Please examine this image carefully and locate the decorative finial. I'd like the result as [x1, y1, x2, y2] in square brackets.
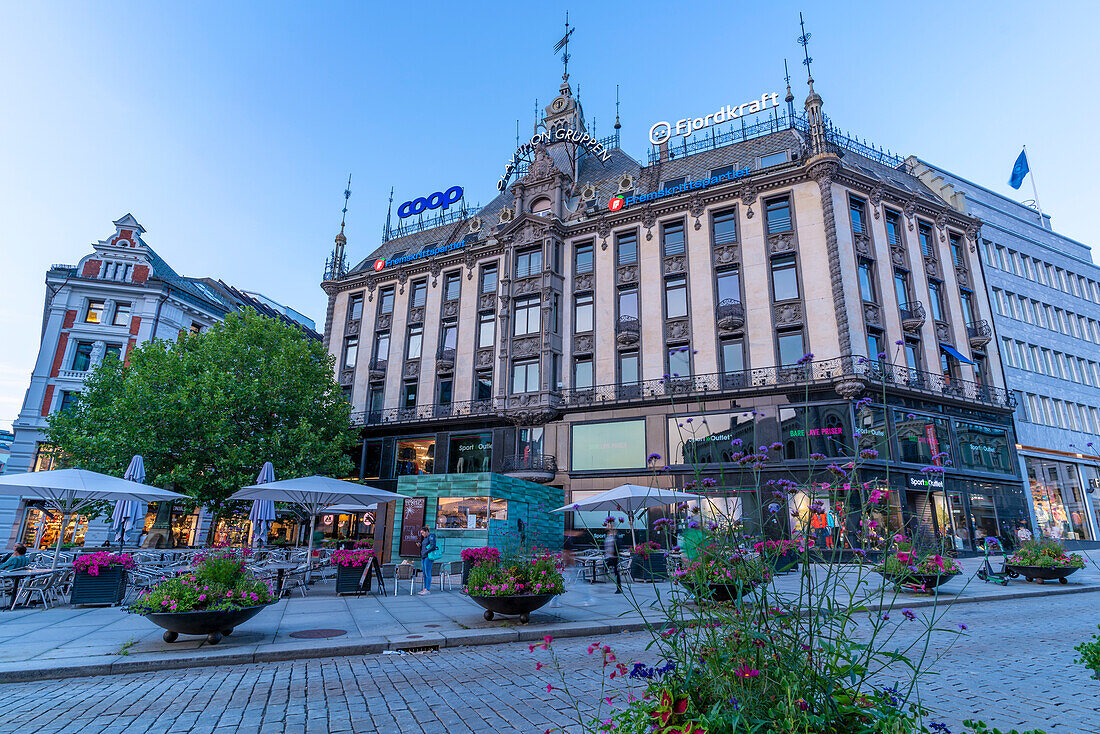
[614, 84, 621, 130]
[784, 59, 795, 117]
[516, 119, 520, 148]
[533, 97, 539, 134]
[798, 12, 814, 91]
[383, 186, 394, 243]
[553, 11, 574, 83]
[339, 173, 352, 236]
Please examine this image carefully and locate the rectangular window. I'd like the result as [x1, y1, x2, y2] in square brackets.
[665, 275, 688, 318]
[894, 270, 910, 307]
[72, 341, 94, 371]
[619, 350, 639, 384]
[409, 280, 427, 309]
[894, 410, 952, 466]
[515, 248, 542, 278]
[574, 293, 593, 333]
[475, 369, 493, 401]
[446, 434, 493, 474]
[616, 231, 638, 266]
[918, 222, 934, 258]
[348, 294, 364, 321]
[574, 241, 593, 274]
[662, 220, 685, 256]
[374, 332, 390, 363]
[712, 208, 737, 245]
[512, 359, 539, 393]
[884, 209, 902, 247]
[552, 293, 561, 334]
[477, 311, 495, 349]
[949, 232, 963, 267]
[759, 151, 788, 168]
[867, 328, 884, 360]
[618, 287, 639, 319]
[395, 437, 433, 476]
[780, 403, 854, 459]
[379, 287, 395, 315]
[104, 344, 121, 361]
[777, 330, 804, 366]
[858, 259, 876, 303]
[401, 380, 418, 409]
[58, 391, 77, 413]
[661, 177, 685, 192]
[849, 196, 867, 235]
[552, 241, 562, 274]
[721, 338, 744, 373]
[190, 322, 202, 335]
[440, 320, 457, 352]
[480, 264, 498, 294]
[960, 290, 975, 324]
[765, 196, 792, 234]
[904, 340, 921, 373]
[573, 356, 594, 389]
[85, 300, 104, 324]
[771, 254, 799, 301]
[343, 336, 358, 369]
[956, 422, 1013, 473]
[513, 296, 540, 336]
[406, 326, 422, 359]
[717, 268, 741, 303]
[443, 272, 461, 302]
[112, 302, 131, 327]
[437, 378, 453, 406]
[571, 419, 646, 471]
[667, 345, 691, 378]
[1035, 261, 1048, 285]
[928, 280, 945, 322]
[668, 412, 755, 465]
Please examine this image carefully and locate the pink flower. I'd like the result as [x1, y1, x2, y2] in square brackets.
[734, 664, 760, 678]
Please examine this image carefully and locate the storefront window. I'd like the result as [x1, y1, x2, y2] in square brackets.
[902, 475, 954, 550]
[667, 413, 755, 465]
[1081, 465, 1100, 538]
[780, 404, 852, 460]
[395, 437, 435, 476]
[855, 405, 890, 459]
[19, 507, 88, 548]
[448, 433, 492, 473]
[698, 491, 760, 539]
[1026, 457, 1093, 541]
[363, 440, 383, 479]
[955, 422, 1013, 473]
[436, 496, 506, 530]
[571, 419, 646, 471]
[789, 488, 856, 550]
[893, 410, 952, 467]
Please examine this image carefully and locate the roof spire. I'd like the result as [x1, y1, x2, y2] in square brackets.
[553, 11, 574, 83]
[338, 173, 352, 238]
[784, 59, 795, 118]
[533, 97, 539, 134]
[382, 185, 394, 243]
[798, 12, 815, 93]
[327, 174, 352, 280]
[614, 84, 621, 130]
[798, 14, 828, 154]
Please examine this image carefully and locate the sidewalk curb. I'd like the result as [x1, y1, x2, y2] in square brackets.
[1, 584, 1095, 683]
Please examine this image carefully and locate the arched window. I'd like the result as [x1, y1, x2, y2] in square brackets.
[530, 197, 552, 215]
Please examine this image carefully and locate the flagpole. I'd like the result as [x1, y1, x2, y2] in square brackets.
[1024, 145, 1044, 226]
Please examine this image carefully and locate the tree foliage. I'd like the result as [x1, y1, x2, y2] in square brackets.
[47, 310, 356, 515]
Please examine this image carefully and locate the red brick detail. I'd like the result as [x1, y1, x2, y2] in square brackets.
[62, 309, 77, 330]
[41, 385, 55, 417]
[123, 338, 136, 367]
[132, 265, 150, 283]
[81, 260, 101, 278]
[129, 315, 142, 336]
[49, 333, 69, 378]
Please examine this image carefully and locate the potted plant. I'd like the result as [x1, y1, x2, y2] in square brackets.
[753, 539, 801, 574]
[71, 551, 135, 606]
[128, 548, 276, 644]
[331, 547, 377, 594]
[465, 551, 563, 623]
[876, 538, 962, 591]
[630, 541, 668, 581]
[1007, 538, 1086, 584]
[672, 551, 768, 603]
[460, 546, 501, 587]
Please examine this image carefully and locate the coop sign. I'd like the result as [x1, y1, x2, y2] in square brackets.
[398, 186, 463, 218]
[497, 127, 613, 192]
[648, 92, 782, 146]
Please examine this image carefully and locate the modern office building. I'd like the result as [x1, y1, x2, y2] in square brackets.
[910, 160, 1100, 548]
[321, 69, 1028, 554]
[3, 214, 319, 549]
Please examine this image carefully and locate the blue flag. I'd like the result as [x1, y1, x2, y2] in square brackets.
[1008, 149, 1029, 190]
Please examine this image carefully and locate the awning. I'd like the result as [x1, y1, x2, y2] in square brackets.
[940, 343, 975, 365]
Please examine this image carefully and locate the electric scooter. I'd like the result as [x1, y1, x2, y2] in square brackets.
[975, 537, 1009, 586]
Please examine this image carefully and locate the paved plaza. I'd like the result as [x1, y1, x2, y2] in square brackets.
[0, 592, 1098, 733]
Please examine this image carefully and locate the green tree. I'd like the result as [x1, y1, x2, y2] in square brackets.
[47, 310, 356, 522]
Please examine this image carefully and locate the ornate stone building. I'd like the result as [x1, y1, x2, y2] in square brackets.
[323, 76, 1029, 552]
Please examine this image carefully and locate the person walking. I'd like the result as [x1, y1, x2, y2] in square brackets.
[603, 519, 622, 594]
[418, 525, 437, 596]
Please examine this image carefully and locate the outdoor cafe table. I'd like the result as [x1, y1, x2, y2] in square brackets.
[1, 569, 52, 610]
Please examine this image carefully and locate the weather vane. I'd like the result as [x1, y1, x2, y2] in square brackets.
[553, 11, 574, 82]
[798, 12, 814, 83]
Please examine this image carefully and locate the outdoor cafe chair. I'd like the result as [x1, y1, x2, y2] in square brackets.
[394, 563, 417, 596]
[13, 572, 58, 610]
[444, 560, 464, 590]
[378, 563, 396, 595]
[282, 566, 310, 597]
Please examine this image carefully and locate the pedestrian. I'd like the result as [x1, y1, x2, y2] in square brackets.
[1016, 521, 1033, 545]
[418, 525, 437, 596]
[0, 545, 29, 571]
[603, 519, 622, 594]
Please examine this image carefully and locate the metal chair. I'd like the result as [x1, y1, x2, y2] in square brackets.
[14, 573, 57, 609]
[394, 563, 417, 595]
[283, 566, 310, 597]
[444, 560, 464, 590]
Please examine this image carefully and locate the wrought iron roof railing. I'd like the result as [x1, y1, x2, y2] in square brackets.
[501, 454, 558, 474]
[382, 204, 478, 243]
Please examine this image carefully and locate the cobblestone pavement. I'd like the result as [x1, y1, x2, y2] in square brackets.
[0, 594, 1097, 734]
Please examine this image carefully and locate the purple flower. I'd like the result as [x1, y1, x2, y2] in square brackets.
[647, 453, 662, 462]
[895, 339, 904, 346]
[957, 623, 968, 631]
[902, 609, 915, 621]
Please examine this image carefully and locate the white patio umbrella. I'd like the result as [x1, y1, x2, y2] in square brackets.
[230, 476, 404, 579]
[552, 484, 703, 547]
[0, 468, 187, 570]
[248, 462, 278, 547]
[110, 455, 148, 548]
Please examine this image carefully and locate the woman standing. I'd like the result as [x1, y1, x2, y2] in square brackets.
[418, 525, 437, 595]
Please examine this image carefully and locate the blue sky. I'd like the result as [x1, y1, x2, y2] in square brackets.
[1, 1, 1096, 426]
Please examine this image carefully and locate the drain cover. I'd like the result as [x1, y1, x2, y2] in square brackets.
[423, 624, 441, 628]
[289, 629, 348, 639]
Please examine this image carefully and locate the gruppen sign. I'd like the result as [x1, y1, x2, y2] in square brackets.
[498, 127, 613, 192]
[649, 92, 781, 146]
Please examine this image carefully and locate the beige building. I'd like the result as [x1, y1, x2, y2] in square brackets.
[322, 76, 1028, 551]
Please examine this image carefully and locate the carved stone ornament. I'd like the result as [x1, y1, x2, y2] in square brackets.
[664, 254, 686, 274]
[403, 360, 420, 378]
[616, 264, 639, 284]
[397, 271, 408, 293]
[890, 244, 907, 268]
[526, 146, 556, 180]
[853, 232, 872, 257]
[642, 207, 656, 241]
[512, 335, 541, 357]
[767, 232, 796, 255]
[476, 348, 494, 368]
[345, 319, 360, 336]
[955, 265, 969, 287]
[741, 185, 758, 208]
[665, 319, 690, 341]
[340, 369, 354, 387]
[507, 406, 561, 426]
[869, 184, 885, 219]
[903, 201, 916, 231]
[499, 207, 515, 224]
[935, 212, 948, 241]
[774, 301, 803, 326]
[366, 277, 377, 301]
[834, 378, 866, 399]
[573, 334, 594, 354]
[690, 196, 704, 230]
[808, 160, 839, 185]
[598, 220, 610, 250]
[924, 256, 940, 279]
[464, 251, 478, 279]
[468, 217, 482, 234]
[479, 293, 495, 310]
[934, 321, 951, 343]
[407, 306, 424, 325]
[574, 272, 594, 292]
[714, 245, 740, 267]
[443, 301, 458, 318]
[863, 302, 882, 326]
[376, 313, 392, 331]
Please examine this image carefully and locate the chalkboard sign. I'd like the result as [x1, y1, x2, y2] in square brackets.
[399, 497, 427, 557]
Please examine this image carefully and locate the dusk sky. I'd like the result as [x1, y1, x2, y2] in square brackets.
[1, 1, 1095, 426]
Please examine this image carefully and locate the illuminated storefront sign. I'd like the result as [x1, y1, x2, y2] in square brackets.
[398, 186, 463, 218]
[372, 240, 467, 270]
[609, 167, 751, 211]
[649, 93, 781, 146]
[498, 127, 613, 192]
[908, 474, 945, 490]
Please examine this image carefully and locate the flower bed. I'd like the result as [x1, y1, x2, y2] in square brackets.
[1008, 538, 1086, 569]
[673, 552, 768, 602]
[128, 548, 276, 616]
[73, 551, 135, 576]
[875, 536, 961, 589]
[461, 546, 503, 587]
[330, 549, 375, 567]
[465, 551, 564, 597]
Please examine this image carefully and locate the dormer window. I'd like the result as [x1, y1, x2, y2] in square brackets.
[530, 197, 552, 215]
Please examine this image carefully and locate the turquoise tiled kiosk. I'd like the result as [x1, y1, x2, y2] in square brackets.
[392, 473, 564, 561]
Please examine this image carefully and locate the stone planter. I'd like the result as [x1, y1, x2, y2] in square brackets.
[1006, 564, 1080, 584]
[697, 582, 754, 604]
[462, 559, 476, 588]
[630, 553, 668, 581]
[762, 551, 799, 575]
[70, 567, 128, 606]
[335, 564, 373, 594]
[880, 570, 959, 591]
[468, 594, 555, 624]
[143, 604, 272, 644]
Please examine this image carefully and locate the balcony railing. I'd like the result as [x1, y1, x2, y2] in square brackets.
[501, 454, 558, 474]
[967, 320, 992, 348]
[716, 299, 745, 331]
[899, 302, 926, 332]
[436, 347, 456, 372]
[615, 315, 640, 346]
[348, 357, 1015, 427]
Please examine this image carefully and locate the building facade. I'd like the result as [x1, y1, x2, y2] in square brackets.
[322, 77, 1027, 553]
[4, 214, 318, 549]
[910, 160, 1100, 548]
